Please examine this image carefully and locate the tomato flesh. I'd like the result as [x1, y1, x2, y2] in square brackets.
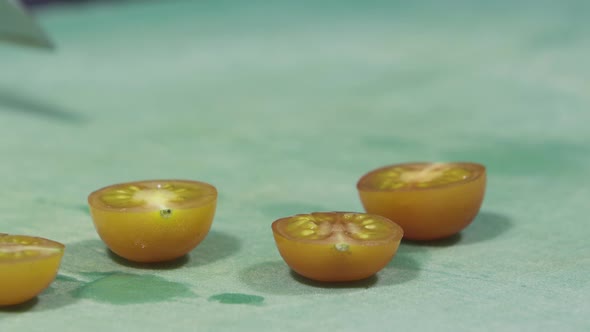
[272, 212, 403, 282]
[357, 162, 486, 241]
[88, 180, 217, 263]
[0, 234, 65, 306]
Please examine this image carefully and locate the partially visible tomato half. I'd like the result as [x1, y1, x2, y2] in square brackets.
[0, 234, 65, 306]
[357, 162, 486, 240]
[88, 179, 217, 263]
[272, 212, 403, 282]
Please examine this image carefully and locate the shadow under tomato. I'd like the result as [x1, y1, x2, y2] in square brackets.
[379, 247, 422, 285]
[289, 271, 378, 289]
[187, 230, 241, 268]
[63, 230, 240, 273]
[0, 298, 38, 314]
[116, 230, 241, 270]
[401, 211, 512, 249]
[239, 256, 420, 296]
[459, 211, 513, 245]
[402, 233, 462, 248]
[239, 261, 353, 296]
[61, 238, 128, 275]
[107, 251, 190, 270]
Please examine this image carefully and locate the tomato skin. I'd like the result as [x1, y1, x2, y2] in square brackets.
[357, 162, 486, 241]
[88, 180, 217, 263]
[271, 212, 403, 282]
[89, 201, 216, 262]
[0, 256, 63, 306]
[273, 233, 400, 282]
[0, 235, 65, 306]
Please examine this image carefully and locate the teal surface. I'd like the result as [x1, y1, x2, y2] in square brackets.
[1, 1, 589, 331]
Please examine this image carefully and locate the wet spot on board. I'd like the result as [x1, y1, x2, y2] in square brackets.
[74, 272, 193, 305]
[208, 293, 264, 305]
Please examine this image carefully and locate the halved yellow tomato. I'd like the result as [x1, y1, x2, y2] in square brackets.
[88, 179, 217, 263]
[271, 212, 403, 282]
[0, 234, 65, 306]
[357, 162, 486, 241]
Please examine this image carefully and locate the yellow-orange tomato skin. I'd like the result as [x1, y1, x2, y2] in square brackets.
[357, 162, 486, 241]
[89, 201, 216, 262]
[272, 233, 400, 282]
[0, 235, 65, 306]
[88, 180, 217, 263]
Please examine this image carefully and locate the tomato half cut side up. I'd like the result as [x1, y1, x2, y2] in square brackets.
[271, 212, 403, 282]
[88, 179, 217, 263]
[357, 162, 486, 241]
[0, 234, 65, 306]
